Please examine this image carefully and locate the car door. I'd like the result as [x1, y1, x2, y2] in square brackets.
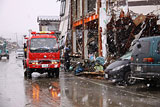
[151, 38, 160, 72]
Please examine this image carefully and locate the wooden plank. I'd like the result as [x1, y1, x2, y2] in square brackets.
[133, 14, 146, 26]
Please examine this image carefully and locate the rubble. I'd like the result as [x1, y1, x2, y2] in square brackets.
[72, 9, 160, 79]
[75, 71, 105, 79]
[61, 0, 160, 79]
[73, 57, 105, 79]
[106, 9, 160, 62]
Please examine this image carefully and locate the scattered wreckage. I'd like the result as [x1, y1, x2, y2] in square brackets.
[107, 10, 160, 62]
[68, 9, 160, 82]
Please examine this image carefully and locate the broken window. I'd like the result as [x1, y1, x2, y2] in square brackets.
[88, 0, 96, 13]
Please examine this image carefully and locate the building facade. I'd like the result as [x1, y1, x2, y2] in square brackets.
[59, 0, 160, 60]
[37, 16, 61, 37]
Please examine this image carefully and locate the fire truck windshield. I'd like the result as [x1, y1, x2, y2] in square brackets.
[30, 38, 58, 53]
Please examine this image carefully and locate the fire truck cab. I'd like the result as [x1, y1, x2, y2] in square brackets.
[23, 31, 61, 78]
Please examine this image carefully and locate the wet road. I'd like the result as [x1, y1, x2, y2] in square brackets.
[1, 52, 160, 107]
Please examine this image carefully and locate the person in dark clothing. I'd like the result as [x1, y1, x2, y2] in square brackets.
[24, 43, 27, 58]
[64, 47, 70, 71]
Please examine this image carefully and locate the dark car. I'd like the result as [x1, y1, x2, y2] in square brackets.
[131, 36, 160, 87]
[105, 52, 136, 85]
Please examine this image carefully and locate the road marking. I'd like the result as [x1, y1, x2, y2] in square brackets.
[78, 77, 159, 99]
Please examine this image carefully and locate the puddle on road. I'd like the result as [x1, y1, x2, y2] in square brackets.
[24, 74, 61, 106]
[22, 72, 160, 107]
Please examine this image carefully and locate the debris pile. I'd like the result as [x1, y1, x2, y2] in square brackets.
[75, 10, 160, 78]
[106, 10, 160, 60]
[74, 57, 105, 78]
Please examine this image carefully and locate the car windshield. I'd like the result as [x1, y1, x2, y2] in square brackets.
[120, 52, 131, 60]
[30, 38, 58, 53]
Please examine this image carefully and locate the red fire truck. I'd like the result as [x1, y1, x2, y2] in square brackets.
[23, 31, 61, 78]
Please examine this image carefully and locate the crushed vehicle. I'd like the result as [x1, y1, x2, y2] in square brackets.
[23, 31, 61, 78]
[0, 40, 9, 60]
[105, 52, 136, 85]
[131, 36, 160, 87]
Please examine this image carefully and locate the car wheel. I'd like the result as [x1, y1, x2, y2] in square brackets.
[48, 71, 53, 78]
[7, 55, 9, 59]
[24, 71, 27, 77]
[55, 68, 59, 78]
[48, 72, 51, 77]
[25, 68, 32, 79]
[124, 72, 136, 85]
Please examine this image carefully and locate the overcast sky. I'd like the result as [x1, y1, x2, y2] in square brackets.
[0, 0, 60, 41]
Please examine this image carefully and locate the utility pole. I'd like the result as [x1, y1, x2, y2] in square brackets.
[71, 0, 73, 55]
[16, 33, 18, 44]
[82, 0, 85, 59]
[15, 33, 18, 48]
[98, 0, 102, 57]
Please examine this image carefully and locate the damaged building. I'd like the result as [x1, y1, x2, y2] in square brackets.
[106, 0, 160, 60]
[59, 0, 160, 62]
[71, 0, 101, 59]
[37, 16, 61, 37]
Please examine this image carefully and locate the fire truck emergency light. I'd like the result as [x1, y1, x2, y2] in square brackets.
[31, 31, 55, 35]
